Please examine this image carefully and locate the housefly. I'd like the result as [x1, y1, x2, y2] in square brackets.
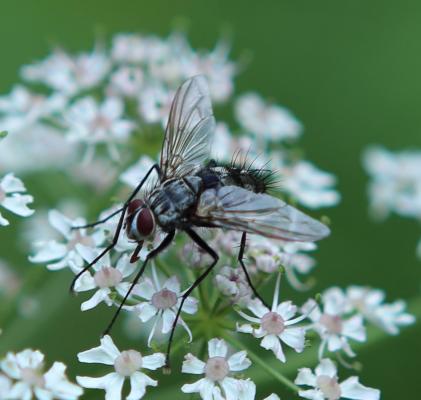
[71, 75, 330, 367]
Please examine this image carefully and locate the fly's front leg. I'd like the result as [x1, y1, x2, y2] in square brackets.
[238, 232, 270, 308]
[165, 228, 219, 370]
[102, 230, 175, 336]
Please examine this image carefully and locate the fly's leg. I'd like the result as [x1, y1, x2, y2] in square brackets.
[69, 164, 161, 293]
[238, 232, 270, 309]
[165, 228, 219, 369]
[71, 207, 124, 230]
[102, 230, 175, 336]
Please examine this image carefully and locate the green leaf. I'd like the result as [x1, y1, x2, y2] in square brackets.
[0, 131, 8, 139]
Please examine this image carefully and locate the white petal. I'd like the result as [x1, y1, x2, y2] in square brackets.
[2, 194, 34, 216]
[343, 315, 366, 342]
[134, 279, 155, 300]
[29, 241, 67, 263]
[181, 296, 198, 314]
[77, 335, 120, 365]
[77, 373, 124, 400]
[340, 377, 380, 400]
[208, 338, 228, 358]
[295, 368, 316, 387]
[221, 377, 242, 400]
[0, 211, 9, 225]
[236, 323, 254, 334]
[127, 371, 157, 400]
[44, 362, 83, 398]
[264, 395, 280, 400]
[227, 351, 251, 372]
[298, 388, 324, 400]
[135, 302, 157, 322]
[181, 378, 207, 394]
[7, 382, 32, 400]
[280, 327, 305, 352]
[161, 309, 175, 334]
[315, 358, 337, 378]
[261, 335, 285, 362]
[81, 289, 110, 311]
[48, 209, 72, 238]
[248, 298, 269, 318]
[163, 276, 180, 294]
[141, 353, 165, 370]
[276, 301, 297, 321]
[182, 353, 206, 374]
[1, 173, 26, 192]
[73, 271, 96, 292]
[116, 254, 136, 277]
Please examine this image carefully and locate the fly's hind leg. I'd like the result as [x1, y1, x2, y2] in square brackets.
[238, 232, 270, 309]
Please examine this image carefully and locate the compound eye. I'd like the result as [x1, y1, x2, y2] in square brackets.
[128, 199, 144, 215]
[135, 208, 155, 238]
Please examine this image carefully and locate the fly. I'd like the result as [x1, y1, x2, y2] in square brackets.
[70, 75, 330, 368]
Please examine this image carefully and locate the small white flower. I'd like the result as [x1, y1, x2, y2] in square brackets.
[138, 83, 173, 127]
[128, 266, 198, 346]
[346, 286, 415, 334]
[0, 85, 65, 132]
[214, 266, 252, 306]
[77, 335, 165, 400]
[22, 46, 110, 95]
[1, 349, 82, 400]
[111, 33, 150, 63]
[72, 245, 136, 311]
[29, 209, 104, 270]
[108, 66, 144, 98]
[184, 40, 236, 103]
[64, 96, 135, 161]
[237, 273, 306, 362]
[181, 338, 253, 400]
[295, 358, 380, 400]
[363, 146, 421, 219]
[235, 93, 302, 141]
[282, 161, 340, 209]
[303, 287, 366, 359]
[0, 173, 34, 226]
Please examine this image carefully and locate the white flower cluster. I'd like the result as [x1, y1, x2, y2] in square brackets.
[0, 349, 82, 399]
[364, 146, 421, 257]
[0, 31, 414, 399]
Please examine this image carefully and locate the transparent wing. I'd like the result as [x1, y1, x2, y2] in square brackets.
[160, 75, 216, 180]
[196, 186, 330, 242]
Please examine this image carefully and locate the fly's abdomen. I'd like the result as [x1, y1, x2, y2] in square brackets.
[197, 163, 276, 194]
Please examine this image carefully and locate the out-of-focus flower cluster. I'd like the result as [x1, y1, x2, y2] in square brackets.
[364, 146, 421, 258]
[0, 32, 415, 399]
[0, 348, 82, 399]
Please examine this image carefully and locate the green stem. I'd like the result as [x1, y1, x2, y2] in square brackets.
[222, 333, 300, 393]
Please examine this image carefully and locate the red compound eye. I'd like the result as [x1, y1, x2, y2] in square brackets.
[135, 207, 155, 238]
[127, 199, 144, 215]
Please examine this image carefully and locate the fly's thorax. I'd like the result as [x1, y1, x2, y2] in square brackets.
[125, 199, 156, 241]
[148, 177, 202, 229]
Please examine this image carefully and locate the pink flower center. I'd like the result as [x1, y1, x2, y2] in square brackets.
[205, 356, 229, 381]
[94, 267, 123, 288]
[21, 367, 45, 388]
[114, 350, 143, 376]
[151, 288, 177, 309]
[261, 311, 285, 335]
[0, 188, 5, 203]
[320, 314, 343, 334]
[316, 375, 341, 400]
[92, 114, 112, 131]
[67, 230, 94, 250]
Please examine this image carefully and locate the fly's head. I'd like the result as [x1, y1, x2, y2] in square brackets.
[125, 199, 156, 242]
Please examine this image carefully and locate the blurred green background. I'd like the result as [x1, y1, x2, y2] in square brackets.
[0, 0, 420, 398]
